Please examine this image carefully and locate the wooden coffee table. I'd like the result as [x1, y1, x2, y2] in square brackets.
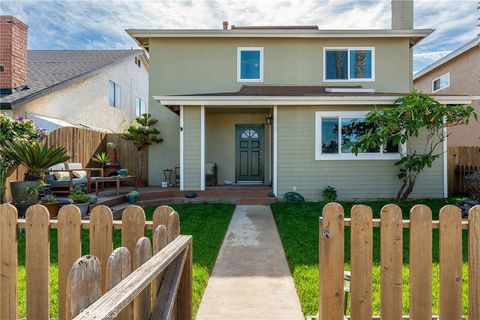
[95, 175, 137, 196]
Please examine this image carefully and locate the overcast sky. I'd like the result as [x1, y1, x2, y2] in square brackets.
[1, 0, 478, 72]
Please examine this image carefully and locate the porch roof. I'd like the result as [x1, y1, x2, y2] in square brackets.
[154, 85, 478, 107]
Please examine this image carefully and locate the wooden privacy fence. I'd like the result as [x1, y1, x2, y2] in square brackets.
[319, 203, 480, 320]
[4, 126, 149, 202]
[0, 204, 191, 320]
[448, 146, 480, 195]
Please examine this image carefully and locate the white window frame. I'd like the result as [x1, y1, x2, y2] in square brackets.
[237, 47, 264, 83]
[323, 47, 375, 82]
[315, 111, 404, 160]
[432, 73, 450, 92]
[135, 96, 147, 117]
[109, 80, 121, 108]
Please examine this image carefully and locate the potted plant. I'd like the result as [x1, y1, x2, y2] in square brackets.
[93, 152, 110, 168]
[1, 140, 69, 204]
[122, 114, 163, 187]
[126, 190, 139, 204]
[41, 194, 60, 217]
[106, 142, 117, 163]
[69, 188, 91, 216]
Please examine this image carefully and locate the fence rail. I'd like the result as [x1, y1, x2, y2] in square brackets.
[319, 203, 480, 320]
[0, 204, 191, 320]
[4, 126, 148, 202]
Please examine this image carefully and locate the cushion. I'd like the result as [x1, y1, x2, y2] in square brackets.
[49, 178, 87, 186]
[53, 171, 70, 181]
[205, 162, 216, 175]
[66, 163, 83, 170]
[72, 170, 87, 179]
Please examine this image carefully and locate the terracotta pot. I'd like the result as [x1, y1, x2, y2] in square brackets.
[107, 148, 117, 163]
[43, 202, 60, 217]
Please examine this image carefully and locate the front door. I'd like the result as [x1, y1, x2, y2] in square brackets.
[236, 125, 264, 183]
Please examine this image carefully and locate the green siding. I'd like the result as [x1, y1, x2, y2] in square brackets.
[149, 37, 411, 95]
[276, 106, 443, 200]
[183, 106, 201, 190]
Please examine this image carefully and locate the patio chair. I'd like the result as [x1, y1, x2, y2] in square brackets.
[46, 163, 103, 194]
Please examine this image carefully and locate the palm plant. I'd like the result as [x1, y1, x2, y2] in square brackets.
[92, 152, 110, 167]
[0, 140, 70, 181]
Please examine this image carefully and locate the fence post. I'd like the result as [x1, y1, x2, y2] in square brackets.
[469, 205, 480, 320]
[350, 205, 373, 319]
[380, 204, 403, 319]
[90, 205, 113, 292]
[153, 205, 174, 232]
[153, 225, 168, 303]
[167, 211, 180, 242]
[319, 203, 344, 320]
[409, 205, 432, 319]
[0, 204, 18, 320]
[177, 242, 193, 320]
[106, 247, 132, 320]
[26, 204, 50, 320]
[58, 205, 82, 320]
[66, 256, 102, 320]
[439, 205, 463, 319]
[134, 237, 152, 320]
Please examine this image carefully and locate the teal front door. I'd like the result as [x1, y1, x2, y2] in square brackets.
[236, 125, 264, 183]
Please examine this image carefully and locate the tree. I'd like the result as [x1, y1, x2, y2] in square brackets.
[350, 91, 476, 200]
[122, 113, 163, 181]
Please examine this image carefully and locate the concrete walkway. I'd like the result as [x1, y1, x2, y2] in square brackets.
[196, 205, 304, 320]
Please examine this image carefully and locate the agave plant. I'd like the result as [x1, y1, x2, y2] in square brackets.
[92, 152, 110, 167]
[0, 140, 70, 181]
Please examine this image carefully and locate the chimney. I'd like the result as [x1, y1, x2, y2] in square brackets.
[391, 0, 414, 29]
[0, 16, 28, 93]
[223, 21, 229, 30]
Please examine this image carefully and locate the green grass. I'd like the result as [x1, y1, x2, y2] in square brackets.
[17, 203, 235, 318]
[271, 198, 469, 316]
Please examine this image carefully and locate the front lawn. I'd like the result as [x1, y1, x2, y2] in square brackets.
[271, 198, 469, 316]
[17, 203, 235, 318]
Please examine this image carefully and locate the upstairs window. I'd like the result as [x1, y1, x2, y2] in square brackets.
[237, 47, 263, 82]
[315, 111, 402, 160]
[109, 80, 121, 108]
[324, 48, 374, 81]
[135, 96, 146, 117]
[432, 73, 450, 92]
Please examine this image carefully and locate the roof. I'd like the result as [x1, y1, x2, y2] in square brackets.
[0, 49, 147, 108]
[414, 37, 480, 80]
[154, 85, 478, 106]
[127, 28, 433, 50]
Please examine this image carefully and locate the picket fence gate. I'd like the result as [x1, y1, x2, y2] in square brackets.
[319, 203, 480, 320]
[0, 203, 192, 320]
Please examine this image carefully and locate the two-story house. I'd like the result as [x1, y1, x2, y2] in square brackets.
[414, 37, 480, 146]
[0, 16, 149, 133]
[128, 0, 475, 200]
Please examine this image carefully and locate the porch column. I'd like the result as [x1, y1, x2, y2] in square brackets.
[273, 105, 278, 197]
[180, 105, 184, 190]
[200, 105, 205, 190]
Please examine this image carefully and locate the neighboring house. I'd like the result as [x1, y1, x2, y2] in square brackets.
[414, 38, 480, 146]
[0, 16, 149, 133]
[128, 0, 475, 200]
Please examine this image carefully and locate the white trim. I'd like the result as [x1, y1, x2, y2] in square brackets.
[200, 105, 205, 190]
[443, 116, 448, 198]
[155, 95, 479, 106]
[315, 111, 403, 161]
[323, 47, 375, 82]
[414, 38, 479, 79]
[325, 88, 375, 93]
[237, 47, 264, 82]
[432, 72, 450, 93]
[179, 105, 184, 191]
[273, 105, 278, 197]
[127, 28, 433, 40]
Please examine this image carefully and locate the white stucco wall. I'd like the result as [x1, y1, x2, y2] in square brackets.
[14, 54, 149, 132]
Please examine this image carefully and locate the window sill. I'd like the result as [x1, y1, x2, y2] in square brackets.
[323, 78, 375, 82]
[315, 153, 401, 161]
[237, 79, 263, 83]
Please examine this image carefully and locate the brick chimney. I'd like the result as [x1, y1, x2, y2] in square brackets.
[223, 21, 229, 30]
[391, 0, 414, 29]
[0, 16, 28, 93]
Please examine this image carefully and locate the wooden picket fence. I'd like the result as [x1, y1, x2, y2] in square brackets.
[319, 203, 480, 320]
[0, 204, 192, 320]
[448, 146, 480, 195]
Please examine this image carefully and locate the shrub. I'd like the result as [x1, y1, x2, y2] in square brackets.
[322, 185, 337, 202]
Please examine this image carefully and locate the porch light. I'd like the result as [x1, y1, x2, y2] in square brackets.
[266, 116, 273, 125]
